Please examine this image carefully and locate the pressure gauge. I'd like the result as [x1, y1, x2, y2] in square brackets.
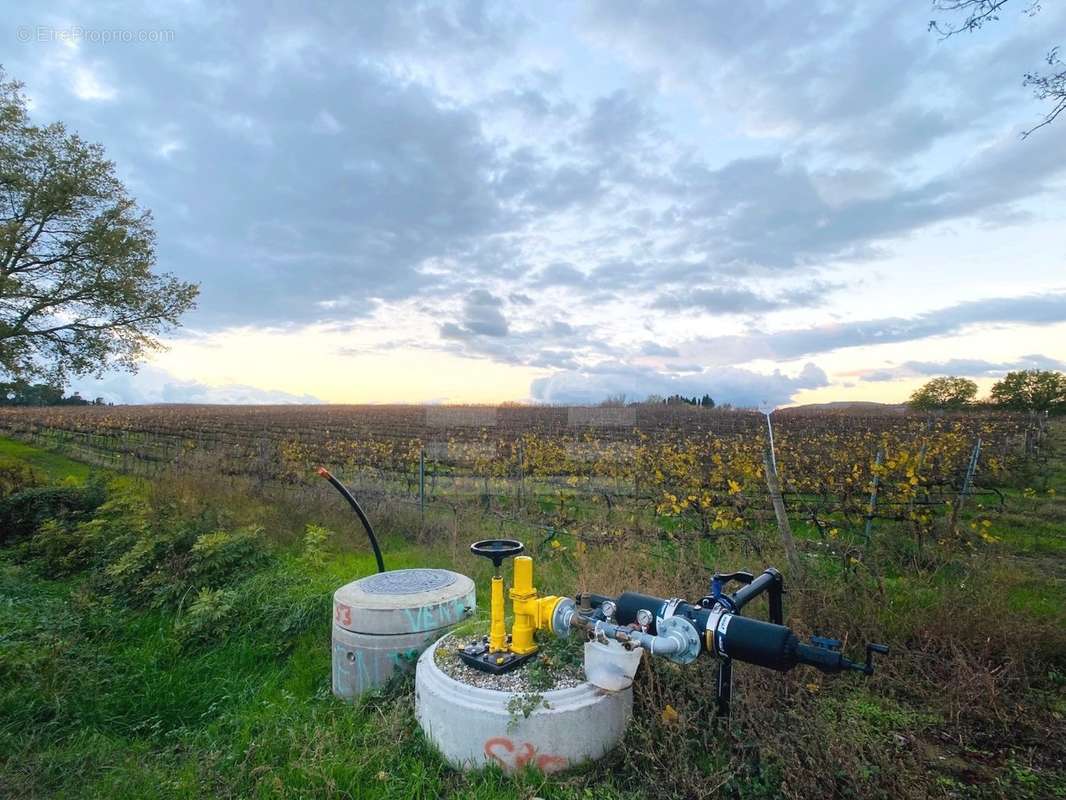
[600, 600, 617, 621]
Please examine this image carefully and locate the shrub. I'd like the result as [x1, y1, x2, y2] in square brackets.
[187, 527, 266, 587]
[0, 480, 107, 545]
[301, 523, 331, 567]
[0, 456, 45, 498]
[174, 587, 237, 647]
[100, 523, 267, 609]
[17, 485, 271, 610]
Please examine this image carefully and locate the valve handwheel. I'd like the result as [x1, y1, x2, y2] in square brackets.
[470, 539, 524, 571]
[460, 539, 537, 675]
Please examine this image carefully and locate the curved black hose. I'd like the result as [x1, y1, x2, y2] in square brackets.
[316, 467, 385, 573]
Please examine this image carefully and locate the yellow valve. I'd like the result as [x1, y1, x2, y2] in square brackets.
[489, 575, 507, 652]
[508, 555, 563, 655]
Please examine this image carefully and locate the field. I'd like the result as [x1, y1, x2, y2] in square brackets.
[0, 406, 1064, 799]
[0, 404, 1048, 543]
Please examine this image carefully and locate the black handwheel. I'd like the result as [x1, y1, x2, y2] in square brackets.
[470, 539, 524, 569]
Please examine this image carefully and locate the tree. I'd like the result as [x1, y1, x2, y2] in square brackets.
[0, 71, 198, 384]
[930, 1, 1064, 136]
[989, 369, 1066, 413]
[0, 380, 89, 405]
[908, 376, 978, 410]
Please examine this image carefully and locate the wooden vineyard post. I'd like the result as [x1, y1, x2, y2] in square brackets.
[762, 445, 802, 577]
[516, 439, 524, 512]
[910, 423, 931, 552]
[419, 448, 426, 524]
[948, 437, 981, 536]
[864, 447, 884, 544]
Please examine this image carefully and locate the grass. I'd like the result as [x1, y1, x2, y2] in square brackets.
[1, 430, 1065, 799]
[0, 436, 97, 482]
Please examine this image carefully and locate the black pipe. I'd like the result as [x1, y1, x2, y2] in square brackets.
[731, 568, 782, 615]
[317, 467, 386, 573]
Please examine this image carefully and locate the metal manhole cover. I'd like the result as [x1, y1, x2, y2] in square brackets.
[358, 569, 457, 595]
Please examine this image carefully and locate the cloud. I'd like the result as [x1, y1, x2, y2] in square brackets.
[4, 0, 1063, 406]
[7, 2, 528, 329]
[69, 366, 322, 405]
[858, 354, 1066, 382]
[440, 289, 510, 340]
[689, 292, 1066, 364]
[639, 341, 679, 357]
[652, 282, 838, 314]
[530, 262, 590, 289]
[312, 110, 343, 135]
[530, 362, 827, 408]
[580, 0, 1064, 158]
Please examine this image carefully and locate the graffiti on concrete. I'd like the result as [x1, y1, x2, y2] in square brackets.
[483, 736, 568, 773]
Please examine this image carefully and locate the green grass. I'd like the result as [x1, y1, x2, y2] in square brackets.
[0, 437, 97, 482]
[1, 432, 1065, 799]
[0, 552, 641, 800]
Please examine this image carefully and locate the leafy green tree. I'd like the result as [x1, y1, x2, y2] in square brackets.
[0, 380, 89, 406]
[0, 71, 198, 384]
[908, 376, 978, 410]
[989, 369, 1066, 413]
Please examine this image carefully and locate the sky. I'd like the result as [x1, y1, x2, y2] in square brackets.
[4, 0, 1066, 407]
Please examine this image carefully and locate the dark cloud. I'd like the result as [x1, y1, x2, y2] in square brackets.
[652, 282, 838, 314]
[440, 290, 510, 340]
[581, 0, 1063, 159]
[530, 362, 828, 407]
[658, 139, 1066, 274]
[579, 90, 656, 153]
[7, 2, 528, 328]
[530, 263, 590, 289]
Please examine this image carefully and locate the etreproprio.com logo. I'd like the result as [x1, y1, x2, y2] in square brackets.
[17, 26, 176, 44]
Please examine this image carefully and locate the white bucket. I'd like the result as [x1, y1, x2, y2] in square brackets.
[583, 639, 644, 691]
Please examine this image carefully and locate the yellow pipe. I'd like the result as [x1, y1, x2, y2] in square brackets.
[513, 555, 533, 594]
[489, 575, 506, 652]
[509, 556, 536, 654]
[509, 556, 564, 655]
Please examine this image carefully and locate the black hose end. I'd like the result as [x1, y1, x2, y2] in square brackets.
[317, 466, 386, 574]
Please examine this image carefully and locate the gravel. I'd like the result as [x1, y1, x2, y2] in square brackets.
[433, 633, 586, 693]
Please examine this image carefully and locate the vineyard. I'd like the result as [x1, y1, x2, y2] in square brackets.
[0, 403, 1050, 550]
[1, 407, 1064, 799]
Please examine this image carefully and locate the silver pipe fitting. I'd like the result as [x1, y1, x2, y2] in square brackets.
[553, 598, 700, 665]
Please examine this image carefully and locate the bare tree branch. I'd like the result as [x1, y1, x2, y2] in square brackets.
[929, 1, 1062, 135]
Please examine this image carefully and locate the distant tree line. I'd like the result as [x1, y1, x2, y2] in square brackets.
[661, 394, 716, 408]
[600, 393, 719, 408]
[0, 381, 105, 407]
[909, 370, 1066, 414]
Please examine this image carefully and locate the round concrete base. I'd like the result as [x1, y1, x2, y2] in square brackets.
[331, 569, 474, 700]
[415, 637, 632, 774]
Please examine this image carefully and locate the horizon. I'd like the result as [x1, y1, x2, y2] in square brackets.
[5, 2, 1065, 406]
